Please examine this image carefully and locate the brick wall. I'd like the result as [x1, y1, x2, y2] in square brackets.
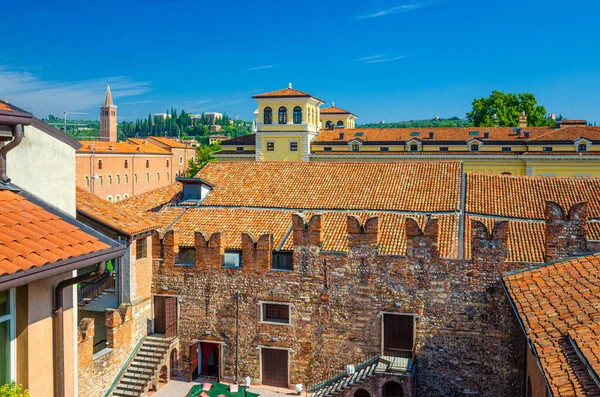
[78, 304, 134, 397]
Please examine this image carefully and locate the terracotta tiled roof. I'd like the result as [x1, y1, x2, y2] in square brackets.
[195, 162, 462, 212]
[77, 140, 170, 154]
[220, 134, 256, 146]
[117, 183, 182, 216]
[503, 253, 600, 395]
[148, 136, 190, 148]
[314, 127, 557, 143]
[320, 105, 355, 116]
[252, 87, 318, 100]
[466, 173, 600, 219]
[76, 188, 158, 237]
[528, 126, 600, 142]
[568, 324, 600, 385]
[0, 103, 14, 112]
[311, 151, 522, 156]
[0, 190, 110, 277]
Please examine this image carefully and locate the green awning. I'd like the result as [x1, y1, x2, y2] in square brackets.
[186, 383, 259, 397]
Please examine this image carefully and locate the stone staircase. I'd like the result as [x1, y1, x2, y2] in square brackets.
[112, 337, 171, 397]
[310, 356, 413, 397]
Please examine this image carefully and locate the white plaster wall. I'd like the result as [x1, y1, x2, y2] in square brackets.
[7, 125, 77, 216]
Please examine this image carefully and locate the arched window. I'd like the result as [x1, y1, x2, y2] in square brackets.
[166, 172, 170, 181]
[325, 121, 333, 129]
[145, 173, 149, 182]
[166, 159, 170, 167]
[293, 106, 302, 124]
[264, 107, 273, 124]
[98, 176, 103, 186]
[336, 120, 344, 127]
[84, 176, 90, 187]
[501, 172, 512, 175]
[124, 159, 128, 169]
[382, 381, 403, 397]
[98, 159, 103, 170]
[124, 194, 129, 199]
[179, 156, 183, 165]
[134, 174, 138, 183]
[115, 195, 121, 203]
[156, 173, 160, 181]
[578, 143, 587, 152]
[107, 175, 112, 185]
[107, 196, 113, 203]
[146, 160, 150, 168]
[116, 175, 120, 184]
[278, 107, 287, 124]
[125, 174, 129, 184]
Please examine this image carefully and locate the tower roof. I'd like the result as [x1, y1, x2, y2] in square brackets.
[103, 85, 114, 106]
[252, 84, 324, 103]
[320, 104, 357, 117]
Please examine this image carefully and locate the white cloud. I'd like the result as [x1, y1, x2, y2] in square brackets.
[247, 65, 274, 71]
[355, 55, 408, 64]
[354, 2, 440, 19]
[0, 67, 150, 118]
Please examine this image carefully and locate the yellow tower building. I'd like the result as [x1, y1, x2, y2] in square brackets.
[319, 103, 358, 129]
[252, 84, 324, 161]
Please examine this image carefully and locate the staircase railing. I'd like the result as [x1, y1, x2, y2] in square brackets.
[103, 336, 146, 397]
[307, 352, 380, 393]
[78, 272, 116, 304]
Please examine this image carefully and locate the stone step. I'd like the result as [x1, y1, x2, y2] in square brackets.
[121, 376, 149, 386]
[113, 389, 140, 397]
[126, 367, 154, 375]
[115, 382, 144, 392]
[137, 351, 164, 359]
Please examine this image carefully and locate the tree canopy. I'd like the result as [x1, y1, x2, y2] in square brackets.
[466, 91, 552, 127]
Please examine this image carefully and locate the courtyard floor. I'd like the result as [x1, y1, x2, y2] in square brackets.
[150, 376, 301, 397]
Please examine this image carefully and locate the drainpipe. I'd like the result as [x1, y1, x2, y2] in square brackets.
[54, 261, 106, 397]
[235, 290, 240, 384]
[0, 124, 24, 183]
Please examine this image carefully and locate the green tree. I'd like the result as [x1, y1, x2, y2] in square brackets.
[0, 382, 30, 397]
[185, 143, 221, 177]
[466, 91, 552, 127]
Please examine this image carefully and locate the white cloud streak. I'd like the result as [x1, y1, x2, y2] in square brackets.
[355, 55, 408, 64]
[0, 67, 150, 118]
[247, 65, 274, 71]
[354, 2, 441, 19]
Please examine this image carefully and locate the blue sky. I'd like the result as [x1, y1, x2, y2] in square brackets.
[2, 0, 599, 123]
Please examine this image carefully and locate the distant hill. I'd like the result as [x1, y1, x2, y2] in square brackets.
[358, 117, 470, 129]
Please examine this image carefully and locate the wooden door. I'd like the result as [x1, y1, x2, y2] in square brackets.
[383, 314, 414, 358]
[164, 297, 178, 338]
[261, 348, 288, 388]
[154, 296, 166, 334]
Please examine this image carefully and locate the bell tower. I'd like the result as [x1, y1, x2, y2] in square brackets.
[100, 85, 117, 142]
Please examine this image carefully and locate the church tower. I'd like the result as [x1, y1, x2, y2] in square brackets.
[100, 85, 117, 142]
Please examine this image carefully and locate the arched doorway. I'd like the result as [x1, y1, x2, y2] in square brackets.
[382, 381, 403, 397]
[170, 348, 178, 377]
[355, 389, 371, 397]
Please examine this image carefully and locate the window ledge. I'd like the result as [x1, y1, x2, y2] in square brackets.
[175, 263, 195, 267]
[221, 266, 241, 269]
[270, 269, 293, 272]
[260, 320, 291, 326]
[93, 348, 113, 361]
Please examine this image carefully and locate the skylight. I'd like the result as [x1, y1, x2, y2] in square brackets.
[355, 132, 364, 137]
[410, 131, 420, 136]
[469, 131, 480, 135]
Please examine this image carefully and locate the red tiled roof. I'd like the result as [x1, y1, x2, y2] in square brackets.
[76, 188, 158, 237]
[503, 253, 600, 395]
[220, 134, 256, 146]
[252, 87, 324, 103]
[0, 103, 14, 112]
[77, 140, 170, 154]
[117, 183, 182, 216]
[0, 190, 110, 277]
[320, 106, 355, 116]
[466, 173, 600, 219]
[195, 161, 462, 212]
[568, 324, 600, 385]
[528, 126, 600, 142]
[148, 136, 190, 148]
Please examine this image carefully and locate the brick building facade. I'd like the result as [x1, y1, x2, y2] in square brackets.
[117, 161, 600, 396]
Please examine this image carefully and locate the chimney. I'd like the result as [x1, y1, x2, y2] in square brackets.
[524, 130, 530, 139]
[556, 120, 563, 129]
[519, 112, 527, 128]
[108, 145, 115, 151]
[483, 130, 490, 139]
[428, 131, 434, 139]
[515, 128, 522, 138]
[339, 131, 345, 140]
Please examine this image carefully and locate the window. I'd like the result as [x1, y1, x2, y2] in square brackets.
[262, 303, 290, 324]
[107, 175, 112, 185]
[145, 173, 150, 182]
[578, 144, 587, 152]
[501, 172, 512, 175]
[471, 144, 479, 152]
[0, 289, 15, 385]
[290, 142, 298, 152]
[136, 238, 147, 260]
[115, 175, 120, 184]
[124, 194, 129, 199]
[352, 144, 360, 152]
[278, 107, 287, 124]
[264, 107, 273, 124]
[124, 160, 129, 169]
[410, 144, 418, 152]
[176, 247, 196, 266]
[84, 176, 90, 187]
[146, 160, 150, 168]
[179, 156, 183, 165]
[410, 131, 420, 136]
[502, 147, 511, 152]
[272, 252, 293, 271]
[107, 196, 113, 202]
[237, 147, 244, 152]
[98, 159, 103, 169]
[324, 147, 332, 152]
[380, 147, 389, 152]
[134, 174, 138, 183]
[354, 132, 364, 137]
[166, 160, 170, 167]
[115, 195, 121, 202]
[469, 131, 480, 136]
[166, 172, 169, 180]
[439, 147, 448, 152]
[293, 106, 302, 124]
[98, 176, 103, 186]
[325, 120, 333, 129]
[125, 174, 129, 184]
[336, 120, 344, 127]
[267, 142, 275, 151]
[156, 173, 160, 181]
[223, 251, 241, 268]
[543, 147, 553, 152]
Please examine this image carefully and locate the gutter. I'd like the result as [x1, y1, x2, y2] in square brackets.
[0, 111, 32, 183]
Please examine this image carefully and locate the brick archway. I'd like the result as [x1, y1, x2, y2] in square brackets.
[354, 389, 371, 397]
[382, 381, 403, 397]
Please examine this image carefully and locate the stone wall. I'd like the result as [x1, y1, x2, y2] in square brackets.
[78, 304, 134, 397]
[152, 204, 592, 396]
